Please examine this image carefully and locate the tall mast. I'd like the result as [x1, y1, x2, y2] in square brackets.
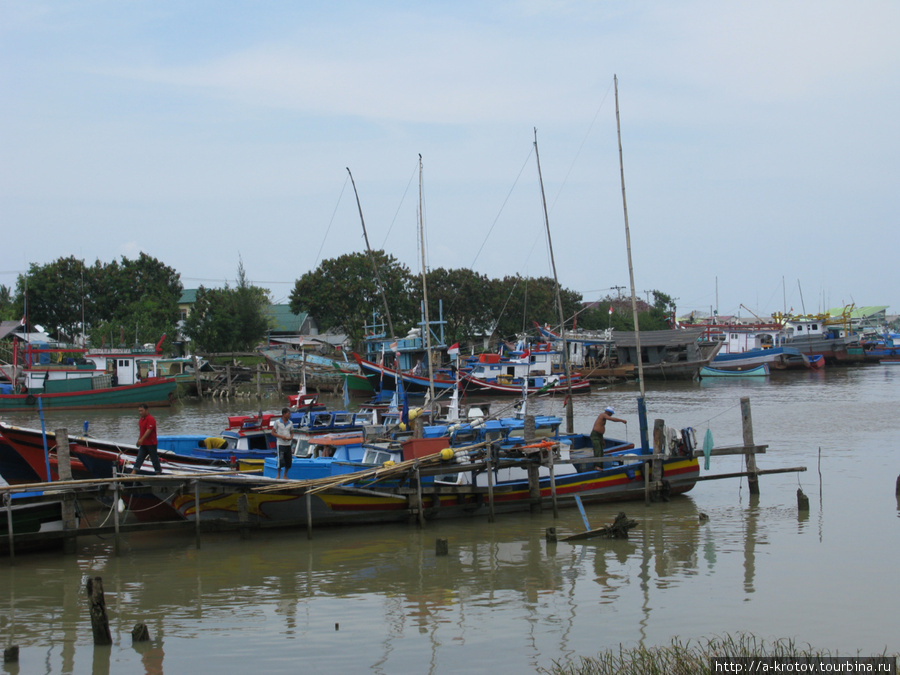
[534, 128, 575, 434]
[347, 167, 395, 340]
[417, 154, 436, 410]
[615, 75, 645, 399]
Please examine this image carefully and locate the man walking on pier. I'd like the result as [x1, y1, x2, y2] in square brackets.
[591, 406, 626, 465]
[132, 403, 161, 475]
[273, 407, 294, 479]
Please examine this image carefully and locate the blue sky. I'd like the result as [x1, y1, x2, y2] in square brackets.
[2, 1, 898, 321]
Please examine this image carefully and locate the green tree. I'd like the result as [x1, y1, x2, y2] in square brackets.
[424, 267, 495, 344]
[16, 256, 86, 339]
[289, 251, 417, 347]
[182, 261, 271, 353]
[0, 285, 15, 321]
[486, 275, 581, 344]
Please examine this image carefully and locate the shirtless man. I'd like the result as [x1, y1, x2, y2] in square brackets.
[591, 406, 626, 462]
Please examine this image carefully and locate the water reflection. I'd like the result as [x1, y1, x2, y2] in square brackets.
[2, 366, 900, 672]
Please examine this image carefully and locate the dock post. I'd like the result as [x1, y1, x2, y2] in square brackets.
[112, 475, 121, 557]
[740, 397, 760, 495]
[193, 480, 201, 549]
[131, 622, 151, 643]
[651, 419, 665, 501]
[55, 428, 78, 553]
[3, 646, 18, 664]
[226, 364, 233, 398]
[237, 493, 250, 540]
[415, 464, 425, 528]
[86, 577, 112, 646]
[435, 538, 448, 556]
[306, 491, 313, 539]
[486, 453, 495, 523]
[4, 493, 14, 564]
[524, 415, 536, 441]
[549, 446, 558, 519]
[527, 463, 541, 513]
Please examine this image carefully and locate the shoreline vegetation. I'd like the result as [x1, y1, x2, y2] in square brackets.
[543, 634, 899, 675]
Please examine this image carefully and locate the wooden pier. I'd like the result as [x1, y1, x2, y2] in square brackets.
[2, 397, 806, 557]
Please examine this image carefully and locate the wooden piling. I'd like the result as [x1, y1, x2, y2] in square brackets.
[226, 364, 233, 398]
[415, 464, 425, 527]
[3, 646, 18, 663]
[256, 365, 261, 399]
[306, 491, 313, 540]
[797, 488, 809, 511]
[741, 396, 760, 494]
[86, 577, 112, 646]
[524, 415, 536, 442]
[131, 622, 151, 643]
[112, 472, 121, 556]
[896, 474, 900, 496]
[545, 527, 557, 543]
[4, 492, 14, 564]
[56, 428, 78, 553]
[651, 419, 665, 501]
[486, 453, 495, 523]
[194, 480, 201, 549]
[549, 447, 558, 519]
[527, 463, 541, 513]
[435, 538, 448, 556]
[237, 493, 250, 540]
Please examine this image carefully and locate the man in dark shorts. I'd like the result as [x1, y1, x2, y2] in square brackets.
[132, 403, 161, 474]
[272, 407, 294, 479]
[591, 406, 626, 467]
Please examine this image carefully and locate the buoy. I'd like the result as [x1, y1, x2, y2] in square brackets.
[384, 460, 395, 467]
[117, 499, 126, 513]
[440, 448, 454, 461]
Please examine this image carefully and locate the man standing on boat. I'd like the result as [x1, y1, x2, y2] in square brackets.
[591, 406, 626, 464]
[273, 407, 294, 479]
[132, 403, 161, 475]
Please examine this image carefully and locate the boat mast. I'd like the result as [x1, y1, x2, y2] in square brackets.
[533, 128, 575, 434]
[417, 154, 436, 411]
[347, 167, 395, 340]
[615, 75, 650, 453]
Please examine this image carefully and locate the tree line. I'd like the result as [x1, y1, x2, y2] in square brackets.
[1, 252, 676, 355]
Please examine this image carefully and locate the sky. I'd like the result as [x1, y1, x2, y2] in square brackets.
[2, 1, 899, 323]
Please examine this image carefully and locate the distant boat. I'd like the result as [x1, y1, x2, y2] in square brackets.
[699, 364, 770, 378]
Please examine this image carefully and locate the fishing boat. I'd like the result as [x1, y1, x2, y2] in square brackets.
[0, 477, 73, 553]
[699, 364, 770, 378]
[459, 343, 591, 396]
[0, 377, 176, 412]
[142, 424, 699, 527]
[0, 334, 180, 411]
[536, 324, 721, 380]
[704, 324, 811, 371]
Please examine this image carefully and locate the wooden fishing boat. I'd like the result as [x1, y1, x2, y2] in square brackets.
[144, 434, 699, 527]
[699, 364, 770, 378]
[0, 376, 176, 412]
[0, 483, 73, 553]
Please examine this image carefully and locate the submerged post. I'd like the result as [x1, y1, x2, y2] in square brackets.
[740, 397, 760, 495]
[86, 577, 112, 646]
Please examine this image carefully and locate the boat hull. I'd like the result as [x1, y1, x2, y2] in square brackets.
[353, 354, 459, 393]
[0, 378, 176, 412]
[148, 454, 699, 527]
[461, 374, 591, 396]
[699, 364, 769, 378]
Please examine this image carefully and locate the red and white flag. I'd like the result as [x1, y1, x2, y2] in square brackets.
[447, 342, 460, 357]
[609, 306, 614, 315]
